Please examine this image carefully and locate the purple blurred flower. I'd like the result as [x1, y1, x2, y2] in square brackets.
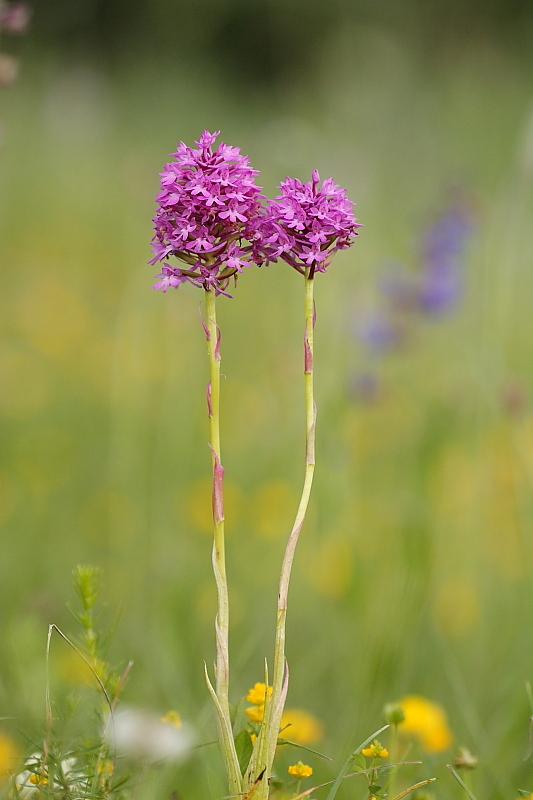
[422, 206, 472, 264]
[349, 371, 381, 404]
[417, 204, 473, 315]
[378, 263, 419, 312]
[502, 379, 527, 417]
[150, 130, 264, 296]
[259, 169, 361, 274]
[418, 261, 462, 314]
[355, 310, 402, 353]
[0, 1, 31, 33]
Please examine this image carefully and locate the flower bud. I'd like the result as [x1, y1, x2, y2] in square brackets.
[453, 746, 478, 770]
[383, 702, 405, 725]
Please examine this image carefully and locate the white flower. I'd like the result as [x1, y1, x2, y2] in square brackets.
[15, 754, 48, 799]
[108, 706, 194, 762]
[14, 753, 87, 798]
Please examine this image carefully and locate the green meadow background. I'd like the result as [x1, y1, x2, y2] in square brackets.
[2, 1, 533, 797]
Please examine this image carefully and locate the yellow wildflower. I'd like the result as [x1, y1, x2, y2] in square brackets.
[0, 732, 19, 775]
[361, 740, 388, 759]
[160, 710, 182, 728]
[97, 759, 114, 783]
[246, 683, 273, 706]
[280, 708, 323, 745]
[287, 761, 313, 779]
[398, 695, 453, 752]
[55, 648, 97, 687]
[254, 481, 298, 538]
[245, 704, 265, 723]
[186, 478, 243, 533]
[29, 773, 48, 786]
[433, 578, 480, 638]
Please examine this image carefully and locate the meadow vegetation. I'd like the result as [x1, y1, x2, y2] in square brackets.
[1, 12, 533, 799]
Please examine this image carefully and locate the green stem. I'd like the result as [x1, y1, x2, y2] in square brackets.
[388, 723, 398, 800]
[369, 767, 376, 797]
[205, 289, 229, 704]
[204, 288, 242, 796]
[245, 270, 316, 797]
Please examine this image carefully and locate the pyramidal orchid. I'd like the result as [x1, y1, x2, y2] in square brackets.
[259, 169, 361, 275]
[243, 173, 360, 798]
[150, 130, 265, 297]
[149, 138, 360, 800]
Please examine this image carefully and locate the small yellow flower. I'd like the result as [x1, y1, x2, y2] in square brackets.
[280, 708, 323, 745]
[361, 740, 388, 759]
[97, 759, 114, 783]
[287, 761, 313, 779]
[246, 683, 272, 705]
[245, 704, 265, 723]
[0, 732, 19, 775]
[29, 773, 48, 786]
[160, 710, 182, 728]
[55, 648, 98, 687]
[398, 695, 453, 753]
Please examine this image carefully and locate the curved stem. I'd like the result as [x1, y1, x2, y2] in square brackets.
[204, 288, 242, 795]
[205, 288, 229, 703]
[246, 270, 316, 797]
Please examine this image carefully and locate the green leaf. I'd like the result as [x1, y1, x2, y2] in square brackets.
[375, 763, 396, 775]
[234, 728, 254, 776]
[351, 753, 366, 770]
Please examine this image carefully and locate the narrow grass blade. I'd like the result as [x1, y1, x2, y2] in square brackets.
[46, 624, 115, 757]
[391, 778, 437, 800]
[325, 724, 389, 800]
[447, 765, 478, 800]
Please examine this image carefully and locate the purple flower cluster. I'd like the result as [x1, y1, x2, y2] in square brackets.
[261, 170, 361, 275]
[151, 130, 264, 296]
[0, 1, 30, 33]
[150, 133, 360, 295]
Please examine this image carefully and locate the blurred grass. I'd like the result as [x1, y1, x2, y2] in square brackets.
[1, 24, 533, 800]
